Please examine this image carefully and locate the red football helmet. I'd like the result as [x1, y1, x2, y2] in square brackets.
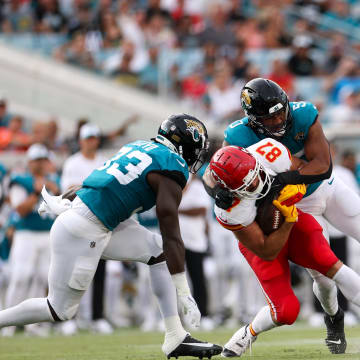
[210, 146, 272, 200]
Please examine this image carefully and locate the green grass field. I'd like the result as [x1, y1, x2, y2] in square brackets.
[1, 324, 359, 360]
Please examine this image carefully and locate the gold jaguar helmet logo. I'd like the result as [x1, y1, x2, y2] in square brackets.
[241, 89, 252, 109]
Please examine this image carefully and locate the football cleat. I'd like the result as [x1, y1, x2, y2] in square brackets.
[166, 334, 222, 359]
[221, 324, 257, 357]
[324, 308, 347, 354]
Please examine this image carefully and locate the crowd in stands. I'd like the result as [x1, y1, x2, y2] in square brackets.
[0, 0, 360, 126]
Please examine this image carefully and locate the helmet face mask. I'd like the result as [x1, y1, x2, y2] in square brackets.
[241, 78, 292, 139]
[210, 146, 273, 200]
[156, 114, 209, 174]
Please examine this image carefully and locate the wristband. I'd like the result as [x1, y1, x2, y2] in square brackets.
[171, 272, 191, 296]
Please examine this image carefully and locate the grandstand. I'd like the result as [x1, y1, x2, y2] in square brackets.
[0, 0, 360, 358]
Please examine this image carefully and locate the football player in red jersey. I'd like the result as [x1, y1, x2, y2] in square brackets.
[203, 142, 360, 357]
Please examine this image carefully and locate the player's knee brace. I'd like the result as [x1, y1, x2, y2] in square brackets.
[276, 295, 300, 325]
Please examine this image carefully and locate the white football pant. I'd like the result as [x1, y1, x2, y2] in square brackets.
[298, 174, 360, 315]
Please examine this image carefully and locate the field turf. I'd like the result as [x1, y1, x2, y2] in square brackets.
[0, 324, 359, 360]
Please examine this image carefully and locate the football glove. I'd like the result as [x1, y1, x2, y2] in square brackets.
[38, 186, 71, 218]
[172, 272, 201, 328]
[277, 184, 306, 206]
[177, 294, 201, 329]
[215, 187, 234, 210]
[273, 200, 298, 223]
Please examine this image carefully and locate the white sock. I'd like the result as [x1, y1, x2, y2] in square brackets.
[332, 264, 360, 306]
[313, 277, 338, 316]
[250, 306, 277, 335]
[149, 261, 179, 318]
[162, 316, 187, 355]
[0, 298, 53, 328]
[149, 261, 187, 354]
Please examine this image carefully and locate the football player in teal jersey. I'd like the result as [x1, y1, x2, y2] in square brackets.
[0, 114, 222, 359]
[217, 78, 360, 354]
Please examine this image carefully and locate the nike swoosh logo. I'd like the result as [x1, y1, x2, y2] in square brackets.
[328, 178, 334, 185]
[327, 339, 342, 345]
[183, 343, 214, 348]
[176, 159, 186, 167]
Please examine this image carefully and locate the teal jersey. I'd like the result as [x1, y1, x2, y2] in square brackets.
[137, 207, 159, 229]
[10, 173, 60, 231]
[0, 163, 6, 182]
[77, 140, 189, 231]
[224, 101, 321, 197]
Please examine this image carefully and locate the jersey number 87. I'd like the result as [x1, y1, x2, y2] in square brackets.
[256, 141, 282, 163]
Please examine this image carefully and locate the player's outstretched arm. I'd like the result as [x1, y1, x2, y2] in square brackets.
[147, 172, 185, 274]
[301, 119, 331, 175]
[147, 172, 201, 328]
[273, 120, 332, 187]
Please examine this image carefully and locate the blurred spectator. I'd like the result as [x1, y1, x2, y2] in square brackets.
[116, 0, 146, 50]
[54, 31, 96, 69]
[45, 118, 66, 152]
[0, 96, 13, 128]
[234, 17, 264, 49]
[175, 15, 201, 48]
[203, 62, 243, 124]
[203, 58, 216, 83]
[226, 0, 246, 23]
[232, 44, 251, 80]
[34, 0, 67, 33]
[99, 11, 122, 49]
[103, 39, 148, 82]
[260, 8, 292, 48]
[327, 87, 360, 125]
[138, 46, 159, 93]
[144, 0, 171, 23]
[287, 35, 316, 76]
[0, 116, 31, 151]
[199, 3, 236, 49]
[144, 12, 176, 49]
[267, 59, 295, 99]
[323, 0, 359, 31]
[61, 123, 105, 191]
[323, 34, 348, 74]
[340, 149, 359, 180]
[4, 143, 59, 336]
[181, 68, 208, 104]
[0, 0, 34, 33]
[63, 115, 138, 155]
[66, 1, 96, 37]
[31, 121, 49, 146]
[325, 56, 360, 104]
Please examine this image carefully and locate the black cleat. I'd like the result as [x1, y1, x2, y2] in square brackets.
[166, 334, 222, 359]
[324, 308, 347, 354]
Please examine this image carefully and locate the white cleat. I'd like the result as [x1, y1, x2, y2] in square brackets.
[221, 325, 257, 357]
[91, 319, 114, 334]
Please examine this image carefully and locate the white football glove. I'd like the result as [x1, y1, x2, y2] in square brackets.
[171, 272, 201, 328]
[177, 293, 201, 329]
[38, 186, 72, 219]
